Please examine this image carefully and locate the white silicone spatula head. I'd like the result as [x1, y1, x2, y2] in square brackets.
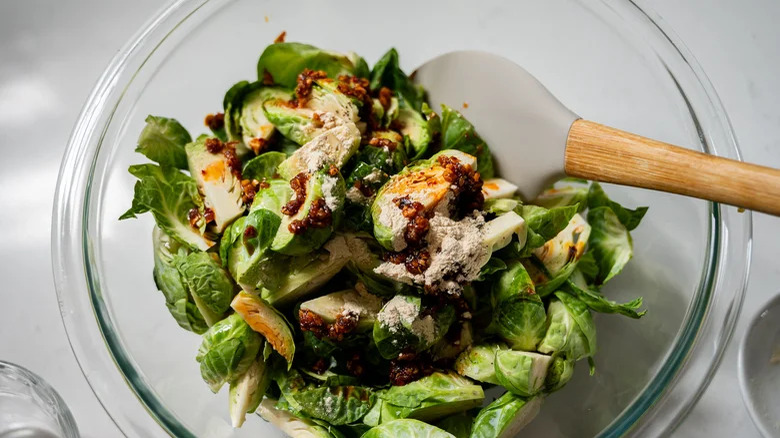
[413, 51, 579, 200]
[413, 51, 780, 216]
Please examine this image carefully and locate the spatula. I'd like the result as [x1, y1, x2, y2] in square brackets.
[414, 51, 780, 216]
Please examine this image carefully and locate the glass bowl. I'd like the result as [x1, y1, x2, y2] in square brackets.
[52, 0, 751, 436]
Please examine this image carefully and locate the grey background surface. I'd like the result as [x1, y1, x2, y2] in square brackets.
[0, 0, 777, 436]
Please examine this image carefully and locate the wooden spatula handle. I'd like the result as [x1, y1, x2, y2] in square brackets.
[564, 119, 780, 216]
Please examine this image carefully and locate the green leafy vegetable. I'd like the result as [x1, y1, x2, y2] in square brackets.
[435, 413, 473, 438]
[494, 350, 552, 397]
[370, 48, 424, 111]
[242, 151, 286, 181]
[588, 182, 648, 231]
[491, 261, 547, 350]
[196, 313, 262, 392]
[538, 292, 597, 361]
[257, 42, 365, 88]
[378, 372, 484, 422]
[470, 393, 542, 438]
[565, 270, 646, 318]
[135, 115, 191, 169]
[120, 164, 213, 251]
[587, 206, 633, 284]
[454, 343, 506, 384]
[440, 104, 494, 179]
[373, 295, 455, 359]
[177, 251, 236, 326]
[278, 370, 375, 425]
[363, 419, 455, 438]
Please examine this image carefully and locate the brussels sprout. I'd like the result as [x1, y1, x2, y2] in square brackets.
[222, 80, 291, 156]
[231, 291, 295, 367]
[587, 182, 648, 231]
[151, 227, 208, 334]
[454, 343, 506, 385]
[177, 251, 236, 326]
[481, 178, 518, 200]
[300, 288, 384, 333]
[538, 292, 597, 361]
[373, 295, 455, 359]
[277, 123, 361, 179]
[224, 184, 285, 290]
[185, 136, 245, 232]
[378, 372, 484, 422]
[544, 355, 575, 393]
[483, 198, 520, 215]
[436, 413, 474, 438]
[440, 104, 494, 179]
[470, 392, 543, 438]
[432, 322, 474, 361]
[257, 398, 339, 437]
[135, 115, 191, 169]
[278, 370, 375, 425]
[371, 149, 477, 251]
[242, 151, 286, 181]
[229, 356, 271, 427]
[120, 164, 214, 251]
[587, 206, 633, 285]
[533, 213, 590, 277]
[396, 105, 432, 160]
[262, 234, 353, 306]
[518, 204, 579, 241]
[482, 210, 527, 253]
[529, 213, 591, 296]
[494, 350, 552, 397]
[256, 42, 366, 89]
[491, 261, 547, 351]
[196, 313, 262, 392]
[271, 168, 346, 255]
[345, 235, 412, 298]
[363, 419, 455, 438]
[300, 369, 361, 387]
[531, 184, 588, 211]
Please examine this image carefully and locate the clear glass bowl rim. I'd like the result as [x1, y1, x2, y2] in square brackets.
[51, 0, 752, 436]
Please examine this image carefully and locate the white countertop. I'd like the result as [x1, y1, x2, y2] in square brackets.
[1, 0, 777, 436]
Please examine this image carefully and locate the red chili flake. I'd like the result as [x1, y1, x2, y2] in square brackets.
[274, 30, 286, 44]
[204, 113, 224, 131]
[404, 249, 431, 275]
[327, 164, 339, 177]
[436, 155, 484, 216]
[354, 180, 374, 197]
[368, 136, 397, 151]
[243, 225, 257, 239]
[222, 143, 242, 178]
[312, 112, 324, 128]
[389, 352, 434, 386]
[258, 178, 270, 189]
[311, 358, 328, 374]
[305, 198, 332, 229]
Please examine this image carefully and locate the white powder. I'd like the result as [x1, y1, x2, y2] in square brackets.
[411, 315, 436, 344]
[340, 285, 383, 318]
[376, 199, 408, 251]
[363, 168, 384, 183]
[345, 235, 373, 268]
[377, 295, 419, 332]
[321, 175, 340, 211]
[374, 212, 490, 294]
[304, 149, 328, 172]
[317, 111, 342, 130]
[346, 186, 366, 203]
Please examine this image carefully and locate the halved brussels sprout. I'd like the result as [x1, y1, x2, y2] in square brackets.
[538, 292, 597, 361]
[271, 168, 346, 256]
[532, 184, 588, 211]
[152, 227, 208, 334]
[371, 149, 477, 251]
[529, 212, 591, 296]
[276, 123, 361, 179]
[231, 291, 295, 367]
[470, 392, 543, 438]
[395, 105, 432, 160]
[256, 398, 337, 438]
[224, 82, 291, 156]
[453, 343, 506, 385]
[196, 313, 262, 392]
[432, 322, 474, 361]
[492, 261, 547, 351]
[363, 419, 455, 438]
[177, 251, 236, 327]
[544, 355, 575, 393]
[482, 178, 518, 199]
[229, 356, 271, 427]
[482, 210, 527, 253]
[494, 350, 552, 397]
[277, 370, 375, 426]
[373, 295, 455, 359]
[378, 372, 484, 422]
[299, 288, 384, 332]
[185, 136, 245, 232]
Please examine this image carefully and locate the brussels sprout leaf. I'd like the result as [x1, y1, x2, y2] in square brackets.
[440, 104, 495, 179]
[587, 206, 633, 284]
[135, 115, 191, 169]
[370, 48, 424, 111]
[587, 182, 648, 231]
[242, 151, 286, 181]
